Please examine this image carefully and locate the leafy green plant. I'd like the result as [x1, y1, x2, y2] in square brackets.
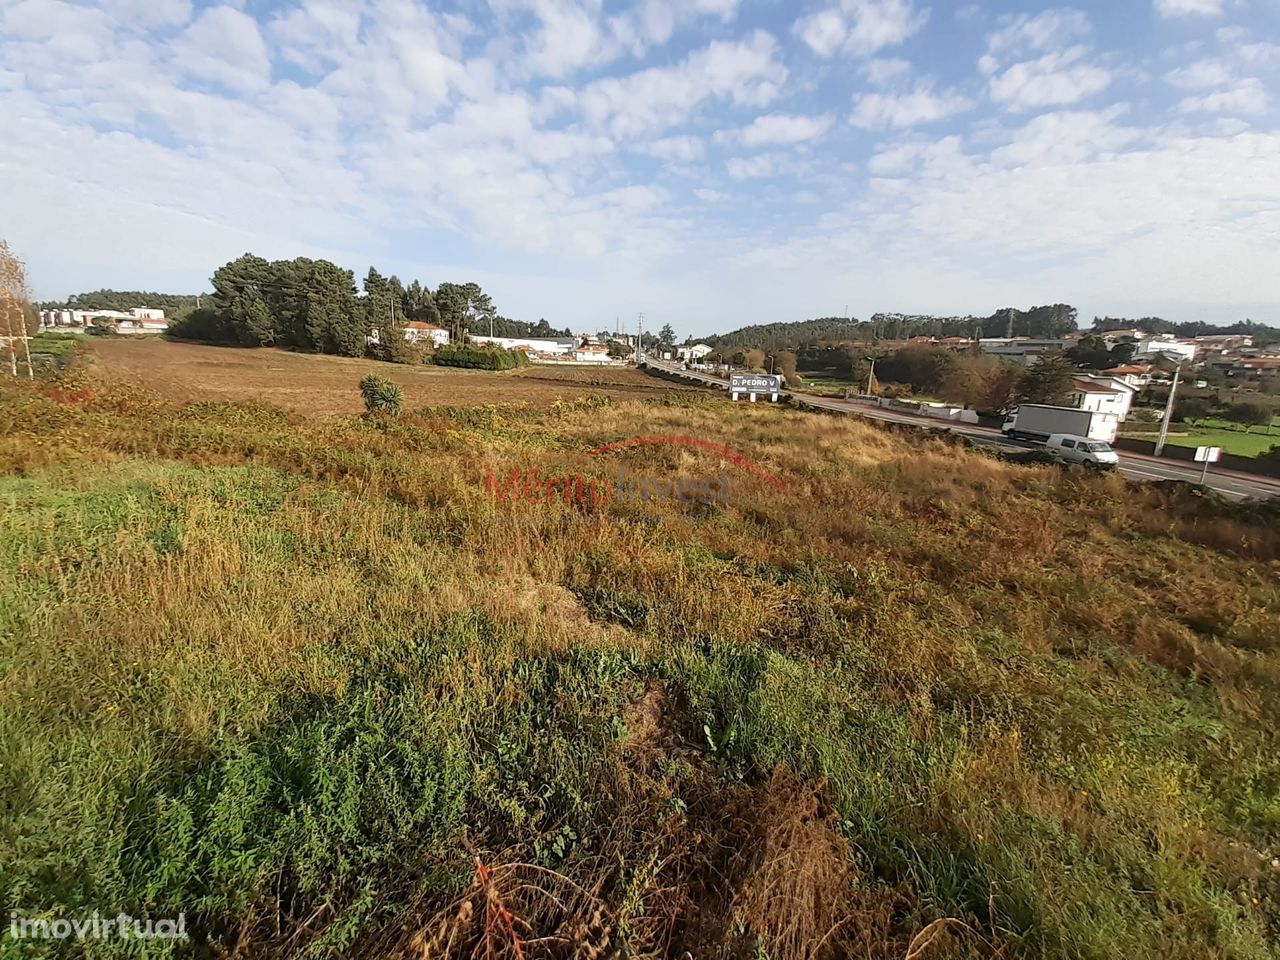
[358, 373, 402, 416]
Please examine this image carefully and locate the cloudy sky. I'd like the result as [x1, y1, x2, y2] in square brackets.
[1, 0, 1278, 335]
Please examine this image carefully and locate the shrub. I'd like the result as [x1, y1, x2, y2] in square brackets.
[168, 307, 233, 343]
[432, 344, 529, 370]
[359, 374, 402, 416]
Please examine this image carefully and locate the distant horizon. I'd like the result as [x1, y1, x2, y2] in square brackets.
[34, 282, 1278, 340]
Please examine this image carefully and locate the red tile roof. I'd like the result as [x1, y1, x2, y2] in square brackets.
[1071, 378, 1125, 395]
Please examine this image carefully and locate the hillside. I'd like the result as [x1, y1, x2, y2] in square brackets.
[705, 305, 1079, 350]
[2, 369, 1279, 959]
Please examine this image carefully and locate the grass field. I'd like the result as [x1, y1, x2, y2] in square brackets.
[2, 357, 1280, 959]
[1164, 428, 1280, 457]
[1122, 417, 1280, 458]
[85, 338, 670, 416]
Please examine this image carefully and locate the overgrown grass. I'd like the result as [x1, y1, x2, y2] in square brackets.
[1, 377, 1278, 959]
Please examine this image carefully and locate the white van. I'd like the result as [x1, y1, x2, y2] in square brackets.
[1046, 434, 1120, 469]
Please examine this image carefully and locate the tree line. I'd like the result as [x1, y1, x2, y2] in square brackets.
[38, 290, 208, 317]
[164, 254, 569, 362]
[704, 304, 1079, 350]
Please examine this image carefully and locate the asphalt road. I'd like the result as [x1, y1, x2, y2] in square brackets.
[644, 360, 1280, 501]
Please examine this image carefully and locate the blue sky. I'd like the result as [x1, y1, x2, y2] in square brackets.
[1, 0, 1278, 336]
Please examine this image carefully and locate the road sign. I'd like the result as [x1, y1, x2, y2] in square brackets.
[730, 373, 781, 403]
[1194, 446, 1222, 485]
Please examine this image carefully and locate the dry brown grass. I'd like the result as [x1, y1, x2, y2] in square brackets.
[3, 371, 1279, 960]
[84, 339, 672, 416]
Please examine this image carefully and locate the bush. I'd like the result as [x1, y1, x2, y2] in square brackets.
[1222, 401, 1273, 431]
[1173, 397, 1213, 423]
[168, 307, 233, 343]
[359, 374, 402, 416]
[432, 344, 529, 370]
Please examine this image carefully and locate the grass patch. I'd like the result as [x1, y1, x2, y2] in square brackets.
[2, 376, 1279, 959]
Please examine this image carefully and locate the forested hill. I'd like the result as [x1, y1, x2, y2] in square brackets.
[703, 317, 866, 350]
[704, 304, 1079, 349]
[39, 290, 208, 316]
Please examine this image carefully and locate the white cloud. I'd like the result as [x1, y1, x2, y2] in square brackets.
[100, 0, 192, 29]
[989, 46, 1112, 111]
[578, 31, 787, 139]
[516, 0, 618, 78]
[1165, 58, 1234, 89]
[852, 84, 972, 129]
[1238, 42, 1280, 68]
[1154, 0, 1223, 17]
[743, 118, 1280, 318]
[694, 187, 728, 201]
[795, 0, 928, 58]
[1178, 79, 1269, 115]
[636, 135, 705, 161]
[737, 112, 834, 146]
[985, 8, 1091, 60]
[725, 152, 804, 179]
[795, 9, 848, 57]
[862, 57, 913, 85]
[173, 5, 271, 93]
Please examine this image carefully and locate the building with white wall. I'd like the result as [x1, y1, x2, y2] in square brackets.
[403, 322, 449, 347]
[41, 307, 167, 332]
[468, 335, 577, 356]
[1067, 377, 1137, 421]
[676, 343, 713, 361]
[1133, 338, 1197, 362]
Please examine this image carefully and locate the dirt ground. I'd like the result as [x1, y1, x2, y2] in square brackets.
[85, 338, 676, 417]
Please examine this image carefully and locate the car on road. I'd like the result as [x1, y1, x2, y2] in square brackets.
[1045, 434, 1119, 469]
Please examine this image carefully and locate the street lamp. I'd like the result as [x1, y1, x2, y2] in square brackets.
[863, 356, 877, 396]
[767, 354, 775, 375]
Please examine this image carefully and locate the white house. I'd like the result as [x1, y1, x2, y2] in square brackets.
[574, 342, 613, 363]
[1104, 364, 1153, 388]
[1134, 338, 1197, 362]
[468, 335, 577, 356]
[1067, 376, 1137, 421]
[676, 342, 713, 361]
[42, 307, 167, 332]
[403, 321, 450, 347]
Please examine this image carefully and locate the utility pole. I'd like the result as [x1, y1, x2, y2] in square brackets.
[636, 312, 644, 363]
[864, 356, 877, 396]
[1154, 364, 1182, 457]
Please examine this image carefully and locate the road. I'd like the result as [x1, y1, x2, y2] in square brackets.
[643, 359, 1280, 501]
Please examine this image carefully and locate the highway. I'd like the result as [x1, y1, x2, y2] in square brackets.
[643, 359, 1280, 502]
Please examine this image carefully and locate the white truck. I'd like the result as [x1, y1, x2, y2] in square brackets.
[1001, 404, 1119, 443]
